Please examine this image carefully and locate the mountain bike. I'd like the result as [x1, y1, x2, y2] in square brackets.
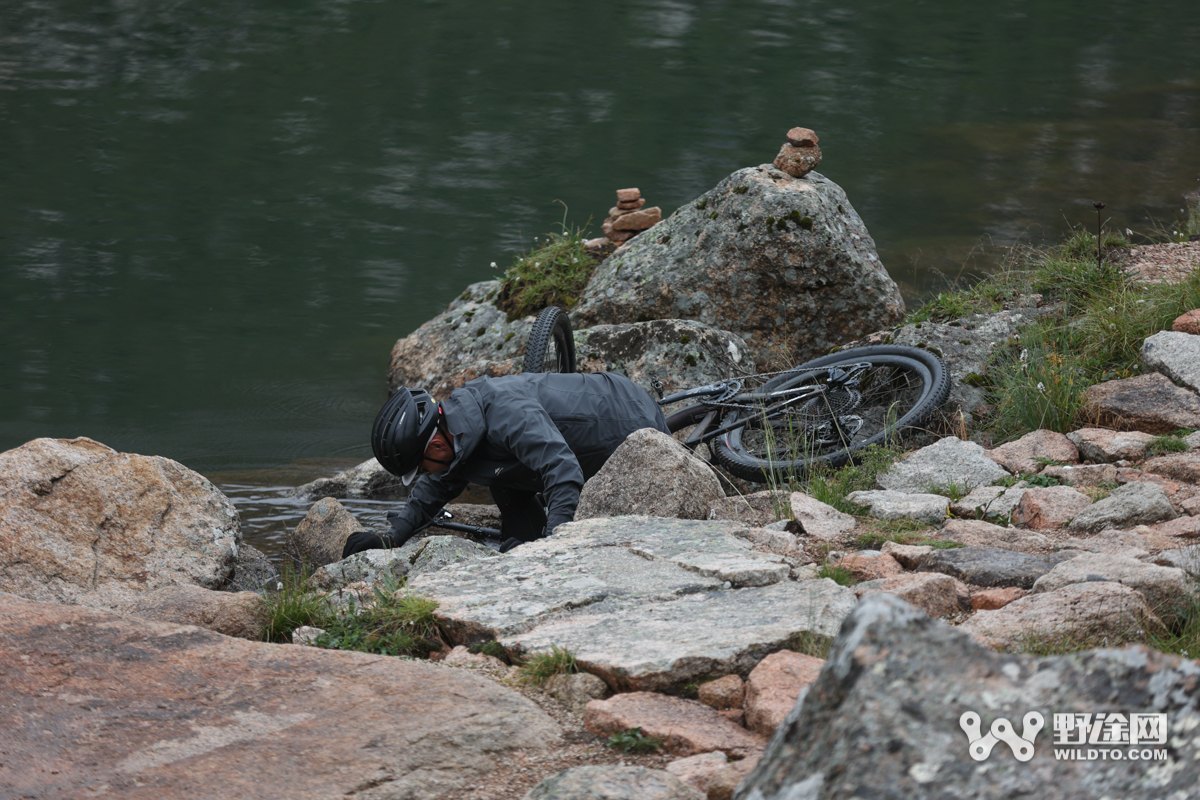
[522, 306, 950, 481]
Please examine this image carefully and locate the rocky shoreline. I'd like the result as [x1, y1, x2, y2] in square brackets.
[4, 138, 1200, 798]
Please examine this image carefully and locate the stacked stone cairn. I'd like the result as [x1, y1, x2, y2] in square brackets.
[773, 126, 822, 178]
[600, 187, 662, 244]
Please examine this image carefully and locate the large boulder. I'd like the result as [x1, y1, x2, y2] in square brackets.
[1031, 552, 1193, 625]
[409, 516, 857, 692]
[1082, 373, 1200, 434]
[573, 319, 752, 396]
[1, 593, 561, 800]
[572, 167, 905, 368]
[734, 594, 1198, 800]
[289, 497, 363, 568]
[386, 279, 534, 395]
[958, 581, 1165, 649]
[1066, 482, 1177, 533]
[1141, 330, 1200, 393]
[876, 436, 1010, 493]
[292, 457, 407, 501]
[129, 584, 265, 640]
[858, 309, 1043, 425]
[575, 429, 725, 521]
[0, 437, 240, 611]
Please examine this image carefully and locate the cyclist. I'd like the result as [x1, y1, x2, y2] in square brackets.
[342, 371, 670, 557]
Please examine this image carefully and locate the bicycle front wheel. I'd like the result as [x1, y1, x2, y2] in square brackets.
[523, 306, 576, 374]
[710, 345, 950, 482]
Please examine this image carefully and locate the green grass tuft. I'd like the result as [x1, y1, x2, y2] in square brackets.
[518, 644, 579, 685]
[260, 563, 333, 643]
[314, 578, 442, 657]
[816, 563, 857, 586]
[1146, 435, 1189, 457]
[607, 728, 664, 753]
[496, 211, 597, 320]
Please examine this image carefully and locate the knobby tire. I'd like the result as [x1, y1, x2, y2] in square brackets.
[523, 306, 576, 375]
[708, 345, 950, 482]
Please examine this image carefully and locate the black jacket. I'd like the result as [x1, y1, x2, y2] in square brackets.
[393, 372, 669, 537]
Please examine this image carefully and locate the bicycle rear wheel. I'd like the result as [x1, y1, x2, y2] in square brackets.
[710, 345, 950, 482]
[523, 306, 576, 374]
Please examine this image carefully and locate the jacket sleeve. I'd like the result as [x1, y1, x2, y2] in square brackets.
[487, 396, 585, 534]
[389, 471, 469, 537]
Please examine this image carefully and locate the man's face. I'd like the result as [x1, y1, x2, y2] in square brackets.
[419, 432, 454, 475]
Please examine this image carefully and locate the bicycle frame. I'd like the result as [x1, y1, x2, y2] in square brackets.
[658, 362, 873, 451]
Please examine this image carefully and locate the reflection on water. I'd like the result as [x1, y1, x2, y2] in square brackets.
[1, 0, 1198, 487]
[219, 481, 397, 563]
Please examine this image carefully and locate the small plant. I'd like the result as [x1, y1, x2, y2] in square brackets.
[788, 631, 834, 659]
[607, 728, 664, 753]
[315, 581, 442, 658]
[816, 562, 857, 586]
[925, 480, 970, 501]
[518, 644, 579, 685]
[468, 640, 510, 662]
[495, 204, 596, 320]
[854, 518, 930, 549]
[1148, 587, 1200, 660]
[1146, 435, 1189, 456]
[260, 563, 333, 643]
[1021, 472, 1064, 488]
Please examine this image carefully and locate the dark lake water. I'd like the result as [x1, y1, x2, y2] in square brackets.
[3, 0, 1199, 556]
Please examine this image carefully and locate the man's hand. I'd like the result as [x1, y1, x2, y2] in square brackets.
[342, 531, 387, 559]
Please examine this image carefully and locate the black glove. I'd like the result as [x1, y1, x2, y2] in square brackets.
[499, 537, 524, 553]
[342, 531, 386, 559]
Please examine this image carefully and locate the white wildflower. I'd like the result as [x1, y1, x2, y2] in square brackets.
[1019, 349, 1028, 363]
[1037, 382, 1046, 395]
[490, 261, 497, 269]
[276, 581, 283, 591]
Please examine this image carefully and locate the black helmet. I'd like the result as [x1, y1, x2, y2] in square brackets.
[371, 387, 441, 483]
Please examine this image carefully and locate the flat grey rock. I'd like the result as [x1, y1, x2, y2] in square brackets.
[736, 594, 1200, 800]
[410, 516, 855, 691]
[916, 545, 1078, 589]
[877, 436, 1010, 493]
[1067, 481, 1177, 533]
[526, 766, 701, 800]
[949, 482, 1028, 520]
[1141, 330, 1200, 393]
[308, 548, 412, 591]
[1150, 546, 1200, 577]
[846, 490, 948, 523]
[292, 456, 407, 501]
[222, 542, 281, 593]
[1032, 551, 1193, 625]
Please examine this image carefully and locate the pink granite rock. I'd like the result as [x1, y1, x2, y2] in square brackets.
[855, 572, 965, 618]
[970, 587, 1027, 610]
[698, 674, 746, 711]
[1067, 428, 1156, 463]
[1172, 309, 1200, 335]
[743, 651, 825, 737]
[834, 551, 903, 581]
[584, 692, 766, 758]
[1011, 486, 1093, 530]
[986, 429, 1079, 474]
